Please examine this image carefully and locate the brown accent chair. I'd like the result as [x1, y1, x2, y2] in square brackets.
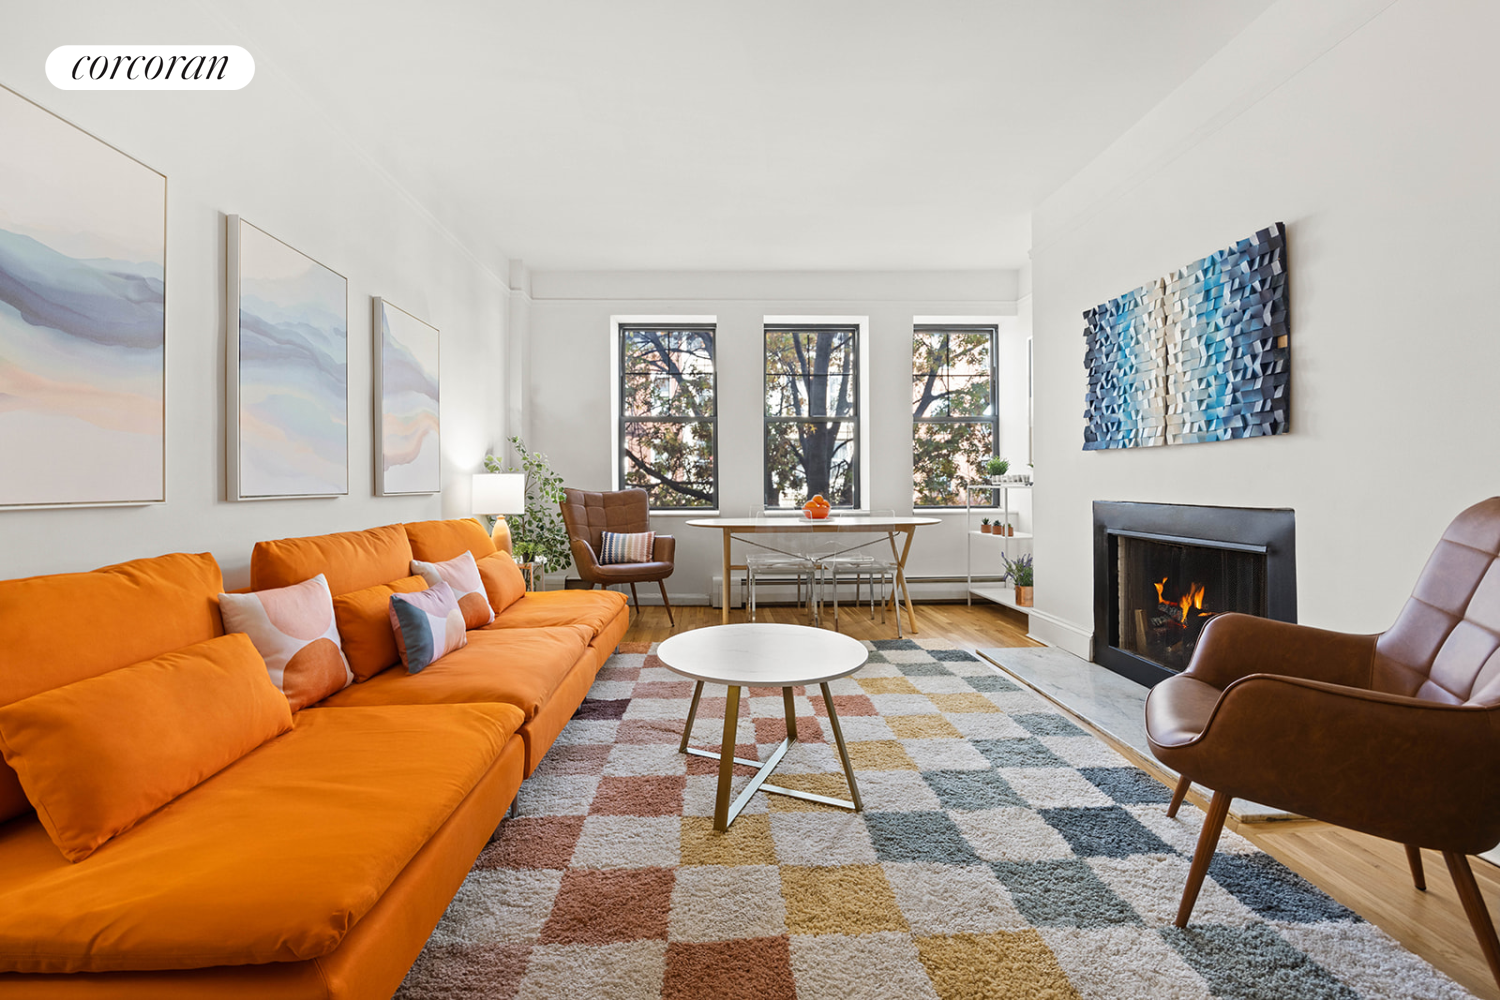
[560, 487, 676, 625]
[1146, 497, 1500, 990]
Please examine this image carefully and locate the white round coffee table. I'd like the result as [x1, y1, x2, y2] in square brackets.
[656, 623, 869, 831]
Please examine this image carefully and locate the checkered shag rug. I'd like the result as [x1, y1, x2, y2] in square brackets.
[396, 638, 1474, 1000]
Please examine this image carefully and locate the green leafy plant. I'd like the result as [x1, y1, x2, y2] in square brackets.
[981, 517, 991, 526]
[1001, 552, 1034, 588]
[985, 456, 1010, 478]
[483, 436, 572, 572]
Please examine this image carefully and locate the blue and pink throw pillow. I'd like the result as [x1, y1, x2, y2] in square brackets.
[389, 581, 467, 673]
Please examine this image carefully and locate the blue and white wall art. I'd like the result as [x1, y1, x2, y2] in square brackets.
[373, 298, 440, 496]
[1083, 224, 1289, 450]
[0, 85, 166, 507]
[227, 217, 348, 499]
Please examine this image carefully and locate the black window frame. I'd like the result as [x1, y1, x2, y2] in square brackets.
[911, 323, 1000, 509]
[617, 323, 720, 511]
[763, 322, 862, 510]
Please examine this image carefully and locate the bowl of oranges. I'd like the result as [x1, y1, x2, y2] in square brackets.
[802, 495, 832, 519]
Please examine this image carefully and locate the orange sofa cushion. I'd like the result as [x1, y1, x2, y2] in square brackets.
[404, 517, 496, 565]
[0, 551, 225, 824]
[0, 769, 24, 829]
[484, 588, 629, 639]
[476, 551, 527, 614]
[316, 626, 591, 720]
[333, 576, 428, 681]
[251, 524, 412, 597]
[0, 703, 523, 974]
[0, 634, 292, 862]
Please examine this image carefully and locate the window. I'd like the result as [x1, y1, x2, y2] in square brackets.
[764, 324, 859, 508]
[618, 325, 717, 509]
[912, 324, 998, 507]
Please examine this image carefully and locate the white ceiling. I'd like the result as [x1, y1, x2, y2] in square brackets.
[218, 1, 1271, 273]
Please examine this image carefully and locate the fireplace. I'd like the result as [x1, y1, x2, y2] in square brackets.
[1093, 502, 1296, 687]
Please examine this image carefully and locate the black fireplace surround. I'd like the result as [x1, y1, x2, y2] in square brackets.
[1093, 501, 1296, 687]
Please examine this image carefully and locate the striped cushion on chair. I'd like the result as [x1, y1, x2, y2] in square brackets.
[599, 530, 655, 565]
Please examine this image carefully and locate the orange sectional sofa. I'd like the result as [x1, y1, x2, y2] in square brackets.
[0, 518, 628, 999]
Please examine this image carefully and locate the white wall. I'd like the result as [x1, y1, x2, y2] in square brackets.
[1027, 0, 1500, 653]
[525, 271, 1026, 603]
[0, 1, 508, 586]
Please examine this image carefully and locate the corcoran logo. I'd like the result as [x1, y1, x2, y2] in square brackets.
[46, 45, 254, 90]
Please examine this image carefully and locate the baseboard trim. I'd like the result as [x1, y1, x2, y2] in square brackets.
[1024, 608, 1094, 659]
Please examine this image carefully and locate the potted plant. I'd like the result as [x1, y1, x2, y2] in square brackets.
[984, 456, 1009, 483]
[981, 517, 992, 534]
[483, 436, 573, 575]
[1002, 553, 1034, 607]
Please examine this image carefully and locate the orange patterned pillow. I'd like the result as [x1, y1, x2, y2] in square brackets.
[219, 574, 353, 711]
[411, 551, 494, 629]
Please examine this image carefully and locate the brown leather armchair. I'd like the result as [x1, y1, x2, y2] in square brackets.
[560, 487, 676, 625]
[1146, 498, 1500, 990]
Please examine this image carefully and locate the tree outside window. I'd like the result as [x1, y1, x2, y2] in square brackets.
[764, 325, 859, 508]
[912, 325, 998, 507]
[619, 326, 717, 509]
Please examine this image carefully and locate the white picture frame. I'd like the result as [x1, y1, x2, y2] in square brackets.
[372, 297, 441, 496]
[226, 215, 349, 501]
[0, 84, 167, 509]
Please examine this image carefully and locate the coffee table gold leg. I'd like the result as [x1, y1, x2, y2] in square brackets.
[680, 680, 705, 753]
[783, 686, 798, 741]
[820, 681, 863, 811]
[714, 685, 742, 831]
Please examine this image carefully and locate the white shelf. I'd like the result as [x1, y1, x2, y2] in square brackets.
[969, 584, 1032, 612]
[968, 530, 1033, 540]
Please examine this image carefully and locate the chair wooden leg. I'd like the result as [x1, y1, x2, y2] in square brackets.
[1166, 774, 1191, 819]
[1405, 844, 1427, 891]
[1444, 851, 1500, 991]
[1175, 789, 1231, 928]
[628, 582, 639, 618]
[657, 580, 675, 626]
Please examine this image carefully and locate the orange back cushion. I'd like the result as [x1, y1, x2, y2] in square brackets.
[251, 524, 413, 597]
[405, 518, 497, 564]
[333, 576, 429, 681]
[476, 551, 527, 615]
[0, 632, 292, 861]
[0, 551, 225, 823]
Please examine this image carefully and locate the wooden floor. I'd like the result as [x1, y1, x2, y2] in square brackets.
[622, 601, 1500, 999]
[620, 598, 1039, 648]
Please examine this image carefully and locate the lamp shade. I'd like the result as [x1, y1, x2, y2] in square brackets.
[472, 472, 526, 515]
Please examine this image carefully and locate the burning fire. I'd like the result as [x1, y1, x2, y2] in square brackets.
[1155, 577, 1208, 625]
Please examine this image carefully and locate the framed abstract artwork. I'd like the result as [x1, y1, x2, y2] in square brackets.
[226, 216, 348, 500]
[372, 298, 440, 495]
[1083, 224, 1289, 450]
[0, 85, 167, 508]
